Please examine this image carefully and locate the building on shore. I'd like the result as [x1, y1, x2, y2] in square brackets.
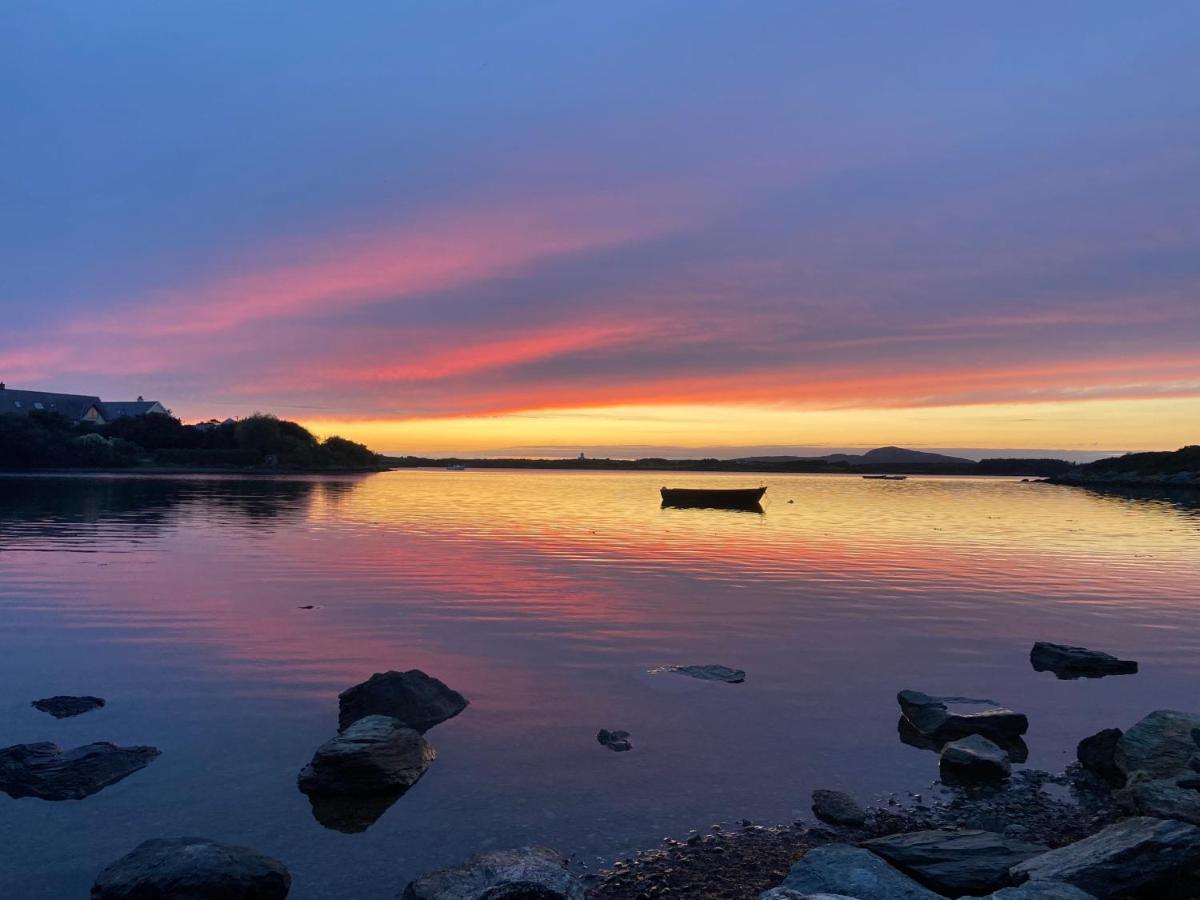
[0, 384, 167, 424]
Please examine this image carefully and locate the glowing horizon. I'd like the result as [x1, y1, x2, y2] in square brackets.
[3, 4, 1198, 454]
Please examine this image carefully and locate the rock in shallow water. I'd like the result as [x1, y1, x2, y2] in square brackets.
[898, 690, 1028, 745]
[0, 741, 159, 801]
[337, 669, 468, 732]
[940, 735, 1012, 784]
[1008, 816, 1200, 898]
[1029, 642, 1137, 680]
[1114, 708, 1200, 781]
[596, 729, 632, 752]
[1115, 776, 1200, 825]
[861, 828, 1046, 895]
[810, 789, 867, 827]
[298, 715, 434, 795]
[1075, 728, 1125, 787]
[91, 836, 290, 899]
[760, 891, 860, 900]
[402, 846, 585, 899]
[970, 882, 1097, 899]
[31, 695, 105, 718]
[654, 664, 746, 683]
[776, 844, 942, 900]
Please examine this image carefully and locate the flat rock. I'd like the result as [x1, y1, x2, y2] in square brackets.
[597, 729, 632, 752]
[760, 891, 860, 900]
[298, 715, 434, 795]
[338, 669, 468, 732]
[1029, 643, 1137, 680]
[967, 882, 1097, 899]
[898, 690, 1028, 745]
[777, 844, 942, 900]
[940, 735, 1012, 784]
[1115, 776, 1200, 825]
[1114, 708, 1200, 781]
[811, 789, 867, 827]
[91, 836, 290, 899]
[402, 846, 585, 899]
[1009, 816, 1200, 898]
[1076, 729, 1124, 787]
[0, 741, 159, 801]
[31, 695, 106, 718]
[654, 664, 745, 683]
[862, 828, 1046, 895]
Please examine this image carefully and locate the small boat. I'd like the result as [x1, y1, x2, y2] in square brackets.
[660, 486, 766, 510]
[446, 463, 467, 471]
[862, 474, 907, 480]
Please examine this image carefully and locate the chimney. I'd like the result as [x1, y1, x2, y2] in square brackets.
[137, 395, 144, 401]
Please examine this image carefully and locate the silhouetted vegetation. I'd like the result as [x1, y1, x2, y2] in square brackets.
[976, 458, 1075, 476]
[1078, 445, 1200, 477]
[0, 411, 381, 471]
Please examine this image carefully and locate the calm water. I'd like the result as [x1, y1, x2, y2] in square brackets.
[1, 471, 1198, 897]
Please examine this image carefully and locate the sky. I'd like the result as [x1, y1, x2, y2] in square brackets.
[2, 2, 1199, 457]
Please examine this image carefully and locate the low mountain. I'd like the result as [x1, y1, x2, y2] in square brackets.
[734, 446, 974, 466]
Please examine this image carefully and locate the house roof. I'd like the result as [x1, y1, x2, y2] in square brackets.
[0, 388, 102, 420]
[97, 401, 164, 420]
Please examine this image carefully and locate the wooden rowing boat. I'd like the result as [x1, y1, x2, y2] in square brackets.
[660, 486, 767, 509]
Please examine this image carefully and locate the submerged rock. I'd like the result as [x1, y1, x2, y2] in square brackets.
[91, 836, 290, 899]
[1114, 709, 1200, 781]
[776, 844, 942, 900]
[597, 729, 632, 752]
[31, 695, 105, 719]
[811, 789, 867, 827]
[972, 882, 1097, 899]
[298, 715, 434, 795]
[862, 829, 1046, 895]
[898, 690, 1028, 745]
[337, 669, 468, 732]
[304, 789, 405, 834]
[1009, 816, 1200, 898]
[0, 741, 159, 801]
[402, 846, 585, 899]
[1075, 729, 1125, 787]
[1029, 643, 1137, 679]
[940, 735, 1012, 783]
[760, 891, 859, 900]
[654, 664, 746, 683]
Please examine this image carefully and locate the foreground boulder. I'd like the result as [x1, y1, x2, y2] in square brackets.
[304, 789, 404, 834]
[657, 664, 746, 683]
[597, 729, 632, 752]
[1076, 729, 1125, 787]
[31, 695, 106, 718]
[0, 741, 159, 801]
[91, 837, 290, 899]
[338, 670, 468, 732]
[775, 844, 941, 900]
[1029, 643, 1137, 680]
[940, 735, 1012, 783]
[760, 891, 860, 899]
[402, 846, 585, 899]
[862, 829, 1046, 895]
[811, 789, 867, 827]
[970, 883, 1097, 899]
[1115, 777, 1200, 825]
[1114, 709, 1200, 781]
[1009, 816, 1200, 898]
[298, 715, 434, 795]
[898, 690, 1028, 745]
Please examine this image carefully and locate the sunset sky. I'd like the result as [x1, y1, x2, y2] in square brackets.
[3, 2, 1198, 457]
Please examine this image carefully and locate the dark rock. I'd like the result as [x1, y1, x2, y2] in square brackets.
[1114, 776, 1200, 825]
[298, 715, 434, 795]
[31, 695, 106, 718]
[811, 789, 867, 827]
[940, 735, 1012, 784]
[1029, 643, 1137, 680]
[597, 729, 633, 752]
[1009, 816, 1200, 898]
[656, 664, 745, 683]
[304, 788, 404, 833]
[338, 669, 468, 732]
[0, 741, 159, 801]
[402, 846, 585, 899]
[969, 883, 1097, 899]
[91, 836, 290, 899]
[898, 690, 1028, 745]
[862, 828, 1046, 895]
[1075, 729, 1124, 787]
[899, 717, 1029, 763]
[1114, 709, 1200, 781]
[760, 891, 859, 899]
[776, 844, 942, 900]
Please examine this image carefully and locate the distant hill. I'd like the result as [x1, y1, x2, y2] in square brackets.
[735, 445, 974, 466]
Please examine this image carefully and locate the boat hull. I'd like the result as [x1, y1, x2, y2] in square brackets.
[660, 486, 767, 510]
